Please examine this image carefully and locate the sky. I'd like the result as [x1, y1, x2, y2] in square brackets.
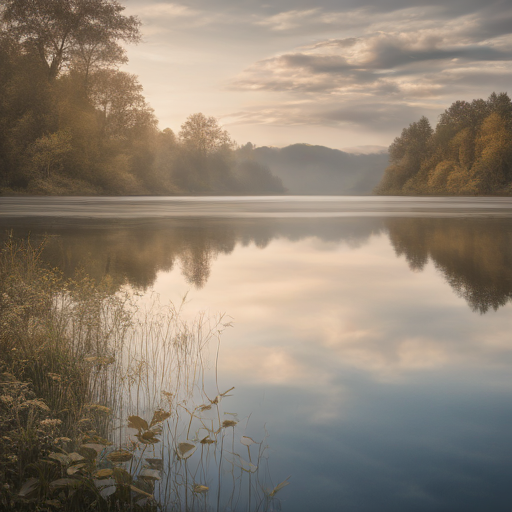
[122, 0, 512, 151]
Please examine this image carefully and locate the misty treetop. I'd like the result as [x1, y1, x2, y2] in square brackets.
[0, 0, 284, 196]
[375, 92, 512, 196]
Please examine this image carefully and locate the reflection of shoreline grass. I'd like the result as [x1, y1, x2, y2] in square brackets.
[0, 235, 289, 511]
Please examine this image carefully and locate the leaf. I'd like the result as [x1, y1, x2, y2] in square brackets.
[200, 436, 215, 445]
[193, 484, 209, 494]
[48, 453, 71, 466]
[94, 478, 115, 488]
[107, 450, 133, 463]
[177, 442, 196, 459]
[99, 485, 116, 498]
[127, 415, 148, 432]
[241, 436, 256, 446]
[49, 478, 78, 490]
[268, 476, 291, 497]
[113, 467, 132, 485]
[139, 469, 161, 481]
[68, 452, 85, 462]
[80, 444, 105, 458]
[236, 456, 258, 473]
[136, 431, 160, 444]
[197, 404, 212, 412]
[67, 463, 87, 475]
[18, 477, 40, 498]
[222, 420, 237, 428]
[149, 409, 171, 428]
[94, 469, 114, 479]
[145, 458, 163, 470]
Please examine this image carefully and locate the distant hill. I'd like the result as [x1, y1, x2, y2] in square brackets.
[252, 144, 389, 195]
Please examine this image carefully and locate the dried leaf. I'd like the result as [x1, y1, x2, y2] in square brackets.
[49, 478, 78, 490]
[48, 453, 71, 466]
[268, 476, 291, 497]
[193, 484, 209, 494]
[94, 469, 114, 479]
[177, 442, 196, 459]
[67, 463, 87, 475]
[18, 478, 39, 498]
[200, 436, 215, 445]
[127, 415, 148, 432]
[107, 450, 133, 463]
[136, 431, 160, 445]
[68, 452, 85, 462]
[222, 420, 237, 428]
[139, 469, 161, 481]
[241, 436, 256, 446]
[149, 409, 171, 428]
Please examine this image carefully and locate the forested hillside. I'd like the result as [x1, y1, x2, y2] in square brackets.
[375, 93, 512, 196]
[253, 144, 388, 195]
[0, 0, 284, 196]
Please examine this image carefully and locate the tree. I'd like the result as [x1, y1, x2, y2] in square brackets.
[2, 0, 140, 80]
[88, 69, 156, 139]
[31, 130, 72, 178]
[179, 113, 233, 155]
[375, 93, 512, 196]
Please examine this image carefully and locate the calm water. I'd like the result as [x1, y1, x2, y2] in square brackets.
[2, 196, 512, 511]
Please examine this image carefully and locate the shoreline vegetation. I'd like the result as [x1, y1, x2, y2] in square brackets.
[0, 235, 290, 511]
[0, 1, 284, 197]
[374, 92, 512, 196]
[1, 2, 511, 197]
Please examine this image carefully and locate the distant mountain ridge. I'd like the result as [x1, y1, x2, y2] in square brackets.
[253, 144, 389, 195]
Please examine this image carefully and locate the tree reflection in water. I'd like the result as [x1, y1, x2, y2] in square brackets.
[386, 218, 512, 313]
[2, 216, 511, 313]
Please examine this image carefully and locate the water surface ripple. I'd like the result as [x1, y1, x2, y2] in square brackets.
[2, 196, 512, 218]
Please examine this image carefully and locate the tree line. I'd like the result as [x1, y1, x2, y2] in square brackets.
[375, 92, 512, 195]
[0, 0, 284, 195]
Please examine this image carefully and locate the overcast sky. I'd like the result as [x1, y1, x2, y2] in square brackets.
[122, 0, 512, 151]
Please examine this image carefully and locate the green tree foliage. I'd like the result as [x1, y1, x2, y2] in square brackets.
[0, 2, 284, 196]
[375, 92, 512, 196]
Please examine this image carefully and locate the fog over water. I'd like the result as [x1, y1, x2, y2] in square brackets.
[2, 196, 512, 511]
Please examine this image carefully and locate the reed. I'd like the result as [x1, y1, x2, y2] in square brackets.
[0, 234, 289, 511]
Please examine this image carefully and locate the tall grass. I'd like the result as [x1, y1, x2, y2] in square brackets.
[0, 234, 289, 511]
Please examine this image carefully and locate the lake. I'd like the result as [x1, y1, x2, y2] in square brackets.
[2, 196, 512, 512]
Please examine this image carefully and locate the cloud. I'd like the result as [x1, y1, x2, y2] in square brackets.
[225, 4, 512, 133]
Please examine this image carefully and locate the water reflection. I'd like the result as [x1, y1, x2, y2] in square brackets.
[1, 218, 383, 289]
[3, 216, 511, 313]
[386, 218, 512, 313]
